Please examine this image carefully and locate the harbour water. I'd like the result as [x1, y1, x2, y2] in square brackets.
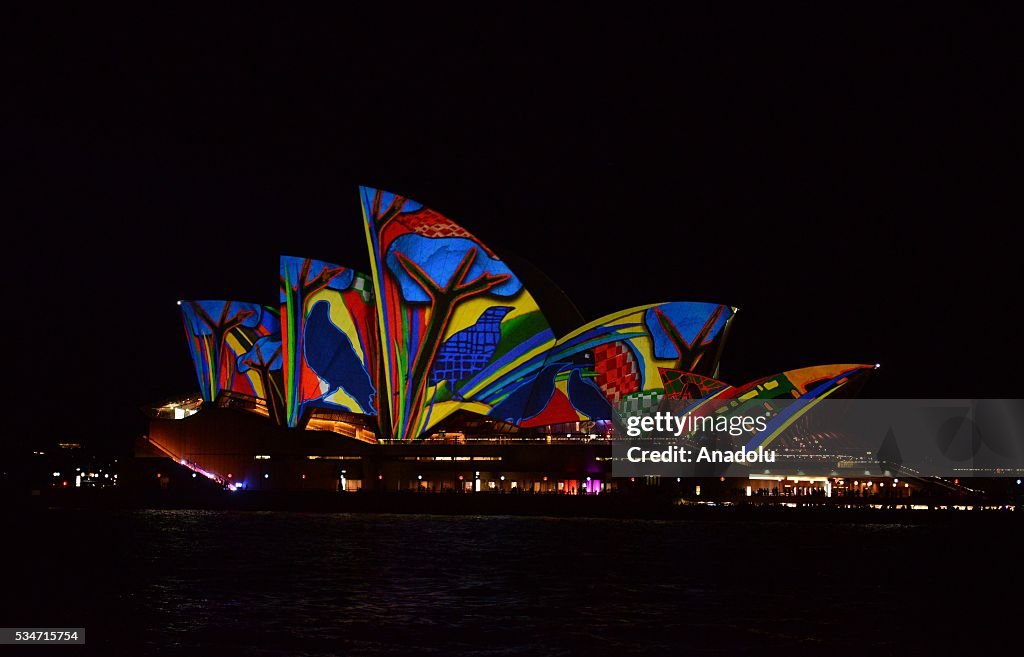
[3, 509, 1020, 655]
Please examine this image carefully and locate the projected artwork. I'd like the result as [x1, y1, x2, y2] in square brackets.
[361, 187, 556, 441]
[179, 300, 284, 421]
[484, 302, 736, 427]
[658, 364, 876, 449]
[660, 369, 730, 401]
[177, 187, 873, 439]
[236, 335, 286, 425]
[279, 256, 379, 427]
[725, 364, 873, 403]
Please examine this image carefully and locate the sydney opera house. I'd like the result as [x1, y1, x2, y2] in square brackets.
[142, 187, 876, 495]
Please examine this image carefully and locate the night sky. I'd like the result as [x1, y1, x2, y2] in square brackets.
[6, 6, 1020, 453]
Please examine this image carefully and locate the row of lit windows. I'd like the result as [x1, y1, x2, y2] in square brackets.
[399, 456, 502, 461]
[254, 454, 504, 462]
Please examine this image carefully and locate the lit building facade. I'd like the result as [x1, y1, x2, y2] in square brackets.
[146, 187, 874, 492]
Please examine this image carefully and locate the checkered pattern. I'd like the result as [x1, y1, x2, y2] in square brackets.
[429, 307, 511, 385]
[405, 208, 475, 239]
[593, 341, 641, 402]
[616, 391, 664, 420]
[351, 273, 374, 303]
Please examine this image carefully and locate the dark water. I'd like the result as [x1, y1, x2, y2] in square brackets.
[3, 510, 1021, 656]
